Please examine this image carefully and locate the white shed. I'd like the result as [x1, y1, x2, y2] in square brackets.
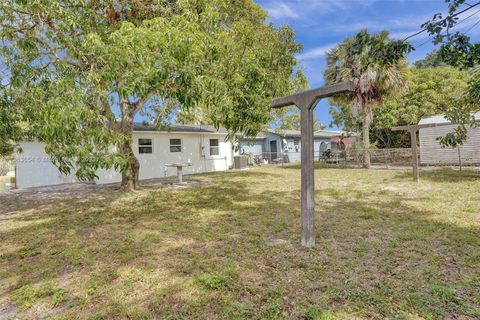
[15, 124, 234, 189]
[418, 112, 480, 165]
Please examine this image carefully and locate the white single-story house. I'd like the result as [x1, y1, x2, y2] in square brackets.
[238, 129, 348, 162]
[15, 124, 234, 189]
[419, 112, 480, 165]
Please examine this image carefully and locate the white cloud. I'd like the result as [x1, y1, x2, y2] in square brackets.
[306, 0, 349, 13]
[265, 2, 299, 20]
[296, 44, 336, 60]
[263, 0, 352, 22]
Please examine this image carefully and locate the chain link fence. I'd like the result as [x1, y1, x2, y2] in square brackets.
[243, 148, 413, 167]
[0, 157, 15, 176]
[364, 148, 412, 167]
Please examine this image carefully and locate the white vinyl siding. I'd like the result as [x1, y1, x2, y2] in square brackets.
[419, 125, 480, 165]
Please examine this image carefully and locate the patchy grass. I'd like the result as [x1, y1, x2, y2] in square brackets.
[0, 166, 479, 319]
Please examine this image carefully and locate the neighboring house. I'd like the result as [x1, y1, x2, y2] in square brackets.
[237, 131, 268, 156]
[15, 124, 234, 189]
[238, 129, 348, 162]
[419, 112, 480, 165]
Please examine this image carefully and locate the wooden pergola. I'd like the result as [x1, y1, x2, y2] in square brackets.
[271, 81, 355, 247]
[392, 124, 436, 182]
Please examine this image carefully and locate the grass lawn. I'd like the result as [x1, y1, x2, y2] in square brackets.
[0, 166, 479, 319]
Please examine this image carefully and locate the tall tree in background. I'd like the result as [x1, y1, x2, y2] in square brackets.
[277, 108, 324, 131]
[324, 30, 411, 167]
[422, 0, 480, 147]
[330, 62, 469, 148]
[1, 0, 303, 191]
[371, 66, 469, 147]
[413, 50, 448, 68]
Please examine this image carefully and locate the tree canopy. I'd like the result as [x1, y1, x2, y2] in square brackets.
[331, 65, 470, 148]
[373, 66, 469, 147]
[413, 50, 448, 68]
[276, 108, 324, 131]
[422, 0, 480, 147]
[0, 0, 304, 189]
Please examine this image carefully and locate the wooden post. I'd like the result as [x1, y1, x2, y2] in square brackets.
[458, 148, 462, 171]
[392, 123, 437, 183]
[300, 106, 315, 247]
[410, 129, 419, 183]
[271, 81, 354, 247]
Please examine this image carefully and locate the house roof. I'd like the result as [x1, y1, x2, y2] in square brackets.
[419, 112, 480, 125]
[132, 123, 355, 138]
[239, 131, 268, 139]
[133, 123, 228, 134]
[239, 128, 353, 139]
[315, 130, 350, 137]
[275, 129, 347, 138]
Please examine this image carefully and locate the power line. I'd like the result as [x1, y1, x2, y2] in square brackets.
[464, 17, 480, 34]
[411, 8, 480, 49]
[402, 1, 480, 41]
[414, 38, 432, 49]
[455, 8, 480, 26]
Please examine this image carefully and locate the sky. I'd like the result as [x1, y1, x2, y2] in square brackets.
[256, 0, 480, 130]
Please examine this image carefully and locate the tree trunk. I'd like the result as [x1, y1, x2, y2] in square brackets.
[362, 107, 371, 168]
[119, 102, 140, 192]
[120, 139, 140, 192]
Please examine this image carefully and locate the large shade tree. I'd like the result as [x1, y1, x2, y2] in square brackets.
[422, 0, 480, 146]
[0, 0, 303, 190]
[324, 30, 411, 167]
[372, 65, 469, 148]
[331, 65, 470, 148]
[276, 108, 324, 131]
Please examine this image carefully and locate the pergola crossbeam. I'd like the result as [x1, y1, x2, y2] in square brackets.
[271, 82, 355, 110]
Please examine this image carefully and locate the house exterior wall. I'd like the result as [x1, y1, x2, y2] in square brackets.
[236, 132, 343, 163]
[15, 131, 233, 189]
[265, 133, 283, 153]
[282, 137, 331, 162]
[419, 125, 480, 165]
[96, 131, 233, 184]
[238, 139, 265, 155]
[283, 137, 301, 162]
[15, 142, 78, 189]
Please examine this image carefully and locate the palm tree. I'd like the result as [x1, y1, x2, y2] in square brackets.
[324, 30, 410, 168]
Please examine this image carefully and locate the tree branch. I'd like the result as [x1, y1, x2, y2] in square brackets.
[132, 91, 158, 115]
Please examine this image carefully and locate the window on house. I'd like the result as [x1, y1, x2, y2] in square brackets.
[138, 138, 153, 154]
[294, 138, 300, 152]
[209, 139, 219, 156]
[170, 138, 182, 152]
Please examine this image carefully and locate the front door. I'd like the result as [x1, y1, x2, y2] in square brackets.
[270, 140, 278, 162]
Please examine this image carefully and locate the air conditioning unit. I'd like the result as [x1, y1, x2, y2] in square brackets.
[233, 155, 248, 169]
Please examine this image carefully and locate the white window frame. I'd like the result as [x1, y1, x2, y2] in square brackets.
[138, 138, 153, 154]
[293, 138, 300, 152]
[169, 138, 182, 153]
[209, 139, 220, 156]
